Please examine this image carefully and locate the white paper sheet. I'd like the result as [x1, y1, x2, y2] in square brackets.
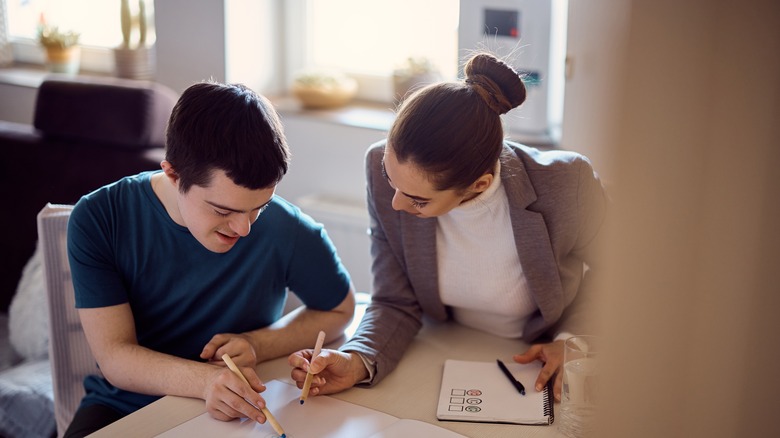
[158, 380, 466, 438]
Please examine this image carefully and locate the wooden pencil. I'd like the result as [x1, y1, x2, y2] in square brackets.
[221, 353, 286, 438]
[299, 330, 326, 404]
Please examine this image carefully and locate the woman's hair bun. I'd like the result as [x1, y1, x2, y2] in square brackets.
[463, 53, 526, 115]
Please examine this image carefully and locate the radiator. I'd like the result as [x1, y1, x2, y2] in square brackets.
[296, 194, 372, 294]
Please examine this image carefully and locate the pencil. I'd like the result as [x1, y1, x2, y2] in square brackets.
[221, 353, 286, 438]
[299, 330, 326, 404]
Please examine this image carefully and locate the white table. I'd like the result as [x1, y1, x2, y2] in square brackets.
[90, 321, 561, 438]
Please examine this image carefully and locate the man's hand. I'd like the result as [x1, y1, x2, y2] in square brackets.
[287, 349, 369, 397]
[201, 333, 257, 367]
[513, 340, 565, 401]
[203, 364, 268, 423]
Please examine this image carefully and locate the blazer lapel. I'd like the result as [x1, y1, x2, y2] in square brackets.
[503, 148, 564, 332]
[400, 214, 448, 320]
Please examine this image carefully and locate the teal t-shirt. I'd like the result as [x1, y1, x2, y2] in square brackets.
[67, 171, 351, 414]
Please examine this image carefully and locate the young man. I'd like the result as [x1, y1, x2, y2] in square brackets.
[65, 81, 355, 437]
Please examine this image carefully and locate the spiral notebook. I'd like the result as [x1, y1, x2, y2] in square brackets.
[436, 359, 554, 425]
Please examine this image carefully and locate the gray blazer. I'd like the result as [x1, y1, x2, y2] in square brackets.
[341, 140, 608, 385]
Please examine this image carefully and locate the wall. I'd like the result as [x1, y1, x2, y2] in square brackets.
[559, 0, 630, 185]
[155, 0, 283, 95]
[276, 113, 388, 293]
[224, 0, 284, 95]
[593, 0, 780, 436]
[275, 116, 385, 203]
[154, 0, 227, 93]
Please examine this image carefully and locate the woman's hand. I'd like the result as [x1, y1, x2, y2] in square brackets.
[513, 340, 565, 401]
[288, 349, 369, 397]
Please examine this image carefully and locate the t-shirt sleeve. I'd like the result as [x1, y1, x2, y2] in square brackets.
[68, 195, 130, 308]
[284, 211, 351, 310]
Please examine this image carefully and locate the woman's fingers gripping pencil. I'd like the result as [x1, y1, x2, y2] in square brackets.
[300, 330, 326, 404]
[221, 354, 286, 438]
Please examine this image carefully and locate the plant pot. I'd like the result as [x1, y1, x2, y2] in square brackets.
[114, 45, 156, 80]
[45, 46, 81, 75]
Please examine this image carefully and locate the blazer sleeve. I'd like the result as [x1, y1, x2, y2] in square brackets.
[549, 154, 609, 338]
[339, 142, 425, 385]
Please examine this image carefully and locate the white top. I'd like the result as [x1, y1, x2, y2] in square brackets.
[436, 161, 537, 338]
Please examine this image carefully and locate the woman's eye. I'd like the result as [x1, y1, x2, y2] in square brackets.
[215, 210, 230, 217]
[410, 200, 428, 209]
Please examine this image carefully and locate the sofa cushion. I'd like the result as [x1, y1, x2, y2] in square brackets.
[33, 75, 178, 149]
[0, 359, 55, 438]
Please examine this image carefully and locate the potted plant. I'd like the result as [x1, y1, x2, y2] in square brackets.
[114, 0, 155, 80]
[37, 23, 81, 74]
[392, 56, 442, 103]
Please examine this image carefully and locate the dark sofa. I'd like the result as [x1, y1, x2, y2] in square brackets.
[0, 75, 179, 312]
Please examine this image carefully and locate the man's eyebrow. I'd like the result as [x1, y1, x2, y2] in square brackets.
[380, 159, 431, 202]
[205, 198, 273, 213]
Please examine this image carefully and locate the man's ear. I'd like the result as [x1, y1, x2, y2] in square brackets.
[160, 160, 179, 184]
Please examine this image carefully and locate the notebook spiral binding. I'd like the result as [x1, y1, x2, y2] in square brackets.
[543, 380, 555, 424]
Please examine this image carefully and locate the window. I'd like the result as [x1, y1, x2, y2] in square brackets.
[5, 0, 152, 73]
[8, 0, 120, 46]
[285, 0, 460, 102]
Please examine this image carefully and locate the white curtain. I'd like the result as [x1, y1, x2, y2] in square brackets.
[0, 0, 12, 66]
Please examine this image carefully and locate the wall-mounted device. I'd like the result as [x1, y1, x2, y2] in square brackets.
[459, 0, 568, 141]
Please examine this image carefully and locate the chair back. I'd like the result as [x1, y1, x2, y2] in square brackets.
[37, 203, 100, 437]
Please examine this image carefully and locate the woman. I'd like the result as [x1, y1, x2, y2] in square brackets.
[288, 52, 607, 401]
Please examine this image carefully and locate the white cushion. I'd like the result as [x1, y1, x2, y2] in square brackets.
[9, 241, 50, 361]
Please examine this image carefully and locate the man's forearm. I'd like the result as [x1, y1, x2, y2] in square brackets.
[246, 293, 355, 363]
[98, 343, 220, 400]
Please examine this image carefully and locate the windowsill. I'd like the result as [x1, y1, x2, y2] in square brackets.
[0, 65, 557, 148]
[0, 63, 112, 88]
[0, 65, 398, 131]
[271, 95, 558, 148]
[0, 63, 50, 88]
[270, 96, 397, 132]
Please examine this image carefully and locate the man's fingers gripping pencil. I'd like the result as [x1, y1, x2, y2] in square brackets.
[221, 353, 286, 438]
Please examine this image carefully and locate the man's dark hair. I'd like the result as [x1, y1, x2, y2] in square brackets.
[165, 81, 290, 193]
